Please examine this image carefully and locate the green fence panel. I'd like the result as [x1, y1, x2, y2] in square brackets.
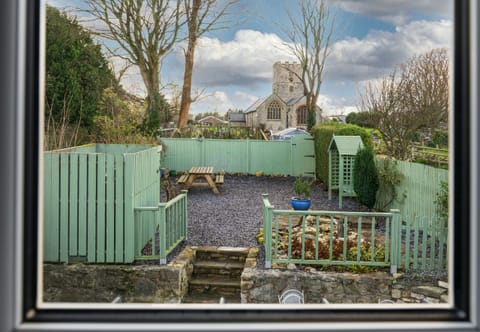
[96, 153, 106, 263]
[160, 137, 315, 176]
[43, 144, 161, 264]
[249, 140, 291, 174]
[375, 158, 448, 224]
[78, 154, 88, 256]
[87, 154, 97, 262]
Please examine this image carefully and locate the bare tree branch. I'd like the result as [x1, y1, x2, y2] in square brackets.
[283, 0, 336, 130]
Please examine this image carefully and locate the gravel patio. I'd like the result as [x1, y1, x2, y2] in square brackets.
[161, 174, 369, 264]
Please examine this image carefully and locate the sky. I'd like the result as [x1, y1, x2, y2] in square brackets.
[46, 0, 453, 116]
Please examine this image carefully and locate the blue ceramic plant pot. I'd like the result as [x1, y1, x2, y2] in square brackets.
[291, 198, 311, 210]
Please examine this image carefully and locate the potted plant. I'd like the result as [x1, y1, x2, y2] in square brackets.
[291, 177, 312, 210]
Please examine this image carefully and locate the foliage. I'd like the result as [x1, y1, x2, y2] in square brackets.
[376, 158, 405, 210]
[92, 88, 157, 144]
[45, 6, 115, 130]
[163, 125, 265, 140]
[293, 177, 312, 199]
[144, 93, 173, 136]
[346, 111, 379, 128]
[311, 122, 373, 185]
[435, 181, 449, 222]
[359, 48, 449, 160]
[431, 130, 449, 148]
[353, 146, 379, 209]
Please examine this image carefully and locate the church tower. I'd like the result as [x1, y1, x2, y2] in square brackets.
[272, 61, 304, 101]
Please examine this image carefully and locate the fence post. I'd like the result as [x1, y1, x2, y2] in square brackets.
[158, 204, 167, 265]
[390, 209, 401, 274]
[262, 194, 273, 268]
[181, 190, 188, 240]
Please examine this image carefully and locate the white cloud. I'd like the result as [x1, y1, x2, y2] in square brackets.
[325, 19, 452, 82]
[189, 29, 295, 87]
[331, 0, 453, 25]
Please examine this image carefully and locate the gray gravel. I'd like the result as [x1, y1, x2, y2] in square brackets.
[160, 175, 368, 265]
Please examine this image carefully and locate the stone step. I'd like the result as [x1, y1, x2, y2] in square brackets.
[193, 246, 249, 262]
[182, 294, 240, 304]
[189, 276, 241, 288]
[193, 260, 245, 278]
[188, 276, 241, 298]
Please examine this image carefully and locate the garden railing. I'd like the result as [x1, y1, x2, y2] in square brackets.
[262, 194, 402, 274]
[134, 191, 188, 264]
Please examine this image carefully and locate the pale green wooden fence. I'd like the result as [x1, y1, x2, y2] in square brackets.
[375, 158, 448, 226]
[400, 214, 448, 272]
[374, 158, 449, 272]
[160, 136, 315, 177]
[134, 190, 188, 263]
[262, 195, 402, 273]
[262, 195, 447, 273]
[43, 144, 162, 263]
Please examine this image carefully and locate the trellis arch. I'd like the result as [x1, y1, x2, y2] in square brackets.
[328, 135, 364, 208]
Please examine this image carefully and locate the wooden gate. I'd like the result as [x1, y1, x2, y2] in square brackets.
[291, 135, 315, 177]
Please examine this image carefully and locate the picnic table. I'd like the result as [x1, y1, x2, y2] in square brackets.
[177, 166, 224, 194]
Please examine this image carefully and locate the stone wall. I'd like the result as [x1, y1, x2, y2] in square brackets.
[43, 244, 449, 305]
[43, 247, 195, 303]
[241, 267, 449, 304]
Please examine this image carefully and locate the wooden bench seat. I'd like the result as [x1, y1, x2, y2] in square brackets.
[177, 174, 189, 184]
[215, 174, 224, 185]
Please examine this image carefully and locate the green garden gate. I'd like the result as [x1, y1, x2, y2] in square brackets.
[43, 144, 161, 263]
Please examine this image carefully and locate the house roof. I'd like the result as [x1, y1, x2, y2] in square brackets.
[285, 96, 304, 106]
[328, 135, 364, 156]
[245, 97, 266, 113]
[228, 112, 246, 122]
[198, 115, 228, 124]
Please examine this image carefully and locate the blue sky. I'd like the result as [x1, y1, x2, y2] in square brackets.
[47, 0, 453, 116]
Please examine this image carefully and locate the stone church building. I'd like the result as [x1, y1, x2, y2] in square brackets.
[245, 61, 322, 132]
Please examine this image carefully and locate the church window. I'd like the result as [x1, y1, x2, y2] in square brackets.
[267, 101, 282, 120]
[297, 105, 308, 125]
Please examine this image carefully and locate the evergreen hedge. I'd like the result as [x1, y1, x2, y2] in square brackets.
[311, 122, 373, 185]
[353, 146, 379, 209]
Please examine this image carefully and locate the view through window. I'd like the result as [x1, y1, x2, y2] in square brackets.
[41, 0, 454, 308]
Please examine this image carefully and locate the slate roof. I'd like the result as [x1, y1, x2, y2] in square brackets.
[229, 112, 246, 122]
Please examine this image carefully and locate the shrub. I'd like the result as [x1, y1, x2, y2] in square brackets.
[435, 181, 448, 223]
[375, 158, 405, 210]
[311, 122, 373, 185]
[353, 146, 379, 209]
[293, 177, 312, 199]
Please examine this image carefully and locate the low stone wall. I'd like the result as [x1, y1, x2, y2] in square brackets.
[241, 267, 449, 304]
[43, 247, 195, 303]
[43, 244, 449, 305]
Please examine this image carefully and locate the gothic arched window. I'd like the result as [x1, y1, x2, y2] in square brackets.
[267, 101, 282, 120]
[297, 105, 308, 125]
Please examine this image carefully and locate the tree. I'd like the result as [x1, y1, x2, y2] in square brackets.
[346, 111, 379, 128]
[284, 0, 335, 130]
[83, 0, 182, 129]
[177, 0, 237, 128]
[92, 87, 158, 144]
[45, 5, 114, 137]
[359, 48, 449, 160]
[353, 146, 379, 209]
